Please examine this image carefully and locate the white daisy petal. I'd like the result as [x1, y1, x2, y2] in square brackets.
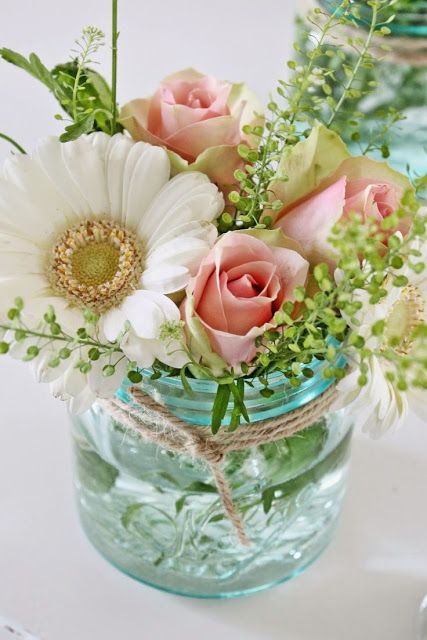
[151, 337, 189, 369]
[101, 306, 128, 342]
[123, 143, 170, 229]
[121, 333, 157, 368]
[122, 290, 179, 339]
[87, 131, 111, 155]
[34, 137, 91, 217]
[0, 275, 48, 318]
[0, 177, 56, 243]
[0, 231, 40, 255]
[148, 220, 218, 253]
[60, 137, 109, 215]
[51, 362, 87, 399]
[3, 151, 79, 236]
[88, 357, 128, 399]
[105, 134, 134, 222]
[146, 235, 216, 277]
[141, 264, 190, 293]
[139, 172, 224, 244]
[0, 251, 42, 276]
[67, 386, 97, 415]
[30, 347, 71, 384]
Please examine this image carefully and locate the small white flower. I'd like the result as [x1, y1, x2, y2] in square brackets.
[335, 227, 427, 436]
[0, 133, 224, 411]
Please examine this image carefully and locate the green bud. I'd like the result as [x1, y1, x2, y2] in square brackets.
[59, 348, 72, 359]
[26, 345, 40, 360]
[79, 362, 92, 374]
[83, 309, 98, 325]
[412, 262, 425, 275]
[293, 286, 305, 302]
[397, 379, 408, 392]
[88, 347, 100, 361]
[0, 341, 9, 354]
[50, 323, 61, 336]
[128, 370, 143, 384]
[391, 256, 403, 270]
[372, 320, 385, 337]
[14, 297, 24, 311]
[259, 353, 270, 367]
[228, 191, 240, 204]
[44, 306, 56, 323]
[103, 364, 115, 377]
[313, 263, 329, 282]
[7, 308, 19, 321]
[393, 275, 408, 288]
[260, 387, 274, 398]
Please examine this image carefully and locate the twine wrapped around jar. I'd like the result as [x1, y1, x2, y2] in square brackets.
[100, 383, 338, 546]
[299, 0, 427, 67]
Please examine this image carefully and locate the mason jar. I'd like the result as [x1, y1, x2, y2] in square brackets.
[297, 0, 427, 177]
[71, 359, 353, 599]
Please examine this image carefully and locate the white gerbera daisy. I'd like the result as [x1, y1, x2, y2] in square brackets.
[335, 230, 427, 437]
[0, 133, 223, 411]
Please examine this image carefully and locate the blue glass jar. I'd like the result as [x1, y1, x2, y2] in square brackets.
[71, 363, 353, 598]
[298, 0, 427, 177]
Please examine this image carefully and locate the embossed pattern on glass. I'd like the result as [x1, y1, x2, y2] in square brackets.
[71, 371, 353, 598]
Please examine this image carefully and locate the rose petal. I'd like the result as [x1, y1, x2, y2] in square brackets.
[275, 176, 347, 265]
[197, 319, 265, 367]
[164, 114, 242, 162]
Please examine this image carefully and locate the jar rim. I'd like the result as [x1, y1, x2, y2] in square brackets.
[117, 353, 346, 427]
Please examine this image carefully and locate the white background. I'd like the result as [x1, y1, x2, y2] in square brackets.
[0, 1, 426, 638]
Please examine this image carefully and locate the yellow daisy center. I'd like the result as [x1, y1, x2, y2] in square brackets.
[48, 219, 143, 312]
[385, 285, 425, 355]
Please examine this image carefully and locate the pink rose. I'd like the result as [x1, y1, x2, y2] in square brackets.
[270, 125, 411, 266]
[183, 231, 309, 368]
[120, 69, 262, 187]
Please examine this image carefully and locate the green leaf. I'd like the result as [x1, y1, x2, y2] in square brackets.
[208, 513, 225, 523]
[180, 366, 194, 396]
[52, 62, 118, 134]
[261, 425, 351, 514]
[229, 379, 250, 423]
[0, 48, 65, 100]
[59, 113, 95, 142]
[262, 488, 275, 514]
[76, 448, 118, 494]
[121, 503, 143, 529]
[211, 384, 231, 434]
[175, 496, 186, 514]
[185, 481, 217, 494]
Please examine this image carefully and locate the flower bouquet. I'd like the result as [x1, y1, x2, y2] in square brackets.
[0, 0, 426, 598]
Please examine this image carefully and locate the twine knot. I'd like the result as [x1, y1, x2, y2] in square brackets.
[99, 382, 338, 546]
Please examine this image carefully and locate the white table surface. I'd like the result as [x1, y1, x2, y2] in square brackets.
[0, 1, 427, 638]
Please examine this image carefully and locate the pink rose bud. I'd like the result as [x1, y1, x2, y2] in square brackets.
[270, 125, 411, 266]
[183, 232, 309, 368]
[120, 69, 262, 188]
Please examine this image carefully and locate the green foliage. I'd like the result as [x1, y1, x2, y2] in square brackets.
[261, 423, 352, 513]
[0, 299, 128, 379]
[0, 132, 26, 154]
[221, 0, 395, 228]
[0, 26, 122, 143]
[76, 447, 119, 494]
